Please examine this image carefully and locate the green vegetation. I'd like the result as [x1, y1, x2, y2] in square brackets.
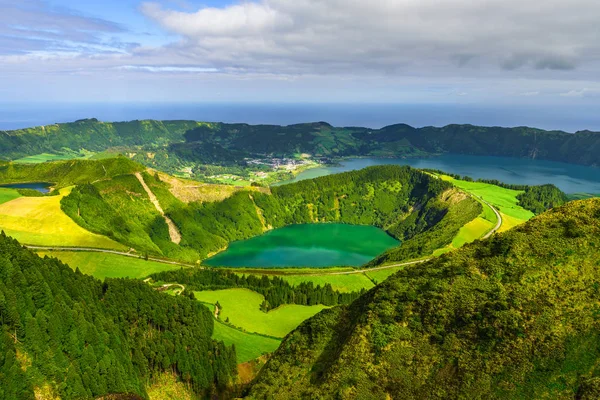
[13, 150, 94, 164]
[212, 322, 281, 363]
[0, 187, 125, 249]
[0, 188, 20, 205]
[517, 184, 569, 214]
[151, 268, 365, 310]
[367, 189, 482, 266]
[36, 251, 183, 280]
[194, 289, 327, 338]
[3, 120, 600, 174]
[276, 273, 375, 292]
[0, 233, 237, 399]
[0, 157, 143, 188]
[443, 176, 534, 220]
[250, 198, 600, 399]
[170, 166, 476, 263]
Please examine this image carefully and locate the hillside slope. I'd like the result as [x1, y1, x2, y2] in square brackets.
[249, 199, 600, 399]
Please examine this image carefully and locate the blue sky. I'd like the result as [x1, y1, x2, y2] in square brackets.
[1, 0, 599, 111]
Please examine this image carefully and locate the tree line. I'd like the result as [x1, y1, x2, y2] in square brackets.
[150, 269, 365, 311]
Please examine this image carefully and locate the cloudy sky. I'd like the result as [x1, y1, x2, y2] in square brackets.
[1, 0, 599, 107]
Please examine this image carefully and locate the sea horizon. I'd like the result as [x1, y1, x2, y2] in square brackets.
[1, 102, 599, 133]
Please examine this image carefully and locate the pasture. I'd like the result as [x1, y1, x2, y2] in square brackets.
[212, 321, 281, 363]
[444, 177, 534, 222]
[248, 271, 375, 292]
[193, 288, 327, 338]
[36, 251, 182, 280]
[0, 187, 125, 249]
[13, 151, 94, 164]
[0, 188, 21, 205]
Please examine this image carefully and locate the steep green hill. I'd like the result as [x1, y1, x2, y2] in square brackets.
[62, 165, 482, 263]
[0, 233, 237, 400]
[249, 199, 600, 399]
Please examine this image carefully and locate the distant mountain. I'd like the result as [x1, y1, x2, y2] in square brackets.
[249, 198, 600, 399]
[2, 119, 600, 166]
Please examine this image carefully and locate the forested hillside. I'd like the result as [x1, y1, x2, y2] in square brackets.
[2, 119, 600, 166]
[249, 199, 600, 399]
[0, 233, 237, 400]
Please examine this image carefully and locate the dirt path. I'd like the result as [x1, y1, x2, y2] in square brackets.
[160, 283, 185, 295]
[135, 172, 182, 244]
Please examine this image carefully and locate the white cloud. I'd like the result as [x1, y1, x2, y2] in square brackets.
[560, 88, 600, 98]
[117, 65, 218, 73]
[140, 0, 600, 77]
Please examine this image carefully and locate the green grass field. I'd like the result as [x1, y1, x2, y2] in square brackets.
[443, 177, 534, 222]
[0, 188, 21, 205]
[194, 288, 327, 338]
[13, 151, 94, 164]
[36, 251, 182, 280]
[451, 216, 495, 248]
[269, 273, 374, 292]
[0, 187, 125, 249]
[365, 266, 405, 285]
[212, 321, 281, 363]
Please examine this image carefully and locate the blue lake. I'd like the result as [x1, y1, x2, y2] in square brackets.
[278, 155, 600, 195]
[0, 182, 52, 193]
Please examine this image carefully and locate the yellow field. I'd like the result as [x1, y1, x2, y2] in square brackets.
[0, 187, 125, 249]
[452, 216, 495, 248]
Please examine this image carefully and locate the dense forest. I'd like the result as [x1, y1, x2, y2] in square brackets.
[516, 184, 569, 214]
[150, 269, 365, 310]
[2, 119, 600, 167]
[61, 165, 479, 265]
[0, 233, 237, 400]
[249, 198, 600, 399]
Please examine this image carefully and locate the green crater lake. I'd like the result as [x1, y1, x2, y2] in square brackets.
[204, 224, 399, 268]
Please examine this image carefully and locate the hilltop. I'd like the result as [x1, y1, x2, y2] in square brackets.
[248, 198, 600, 399]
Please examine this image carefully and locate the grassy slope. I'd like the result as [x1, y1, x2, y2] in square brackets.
[212, 321, 281, 363]
[444, 176, 535, 221]
[36, 251, 181, 280]
[193, 288, 327, 338]
[0, 187, 124, 249]
[13, 151, 94, 164]
[0, 188, 21, 205]
[276, 274, 375, 292]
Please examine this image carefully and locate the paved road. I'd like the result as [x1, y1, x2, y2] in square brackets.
[481, 198, 503, 239]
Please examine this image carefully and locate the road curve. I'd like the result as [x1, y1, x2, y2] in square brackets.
[481, 198, 503, 239]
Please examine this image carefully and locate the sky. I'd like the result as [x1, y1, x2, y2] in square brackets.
[1, 0, 599, 114]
